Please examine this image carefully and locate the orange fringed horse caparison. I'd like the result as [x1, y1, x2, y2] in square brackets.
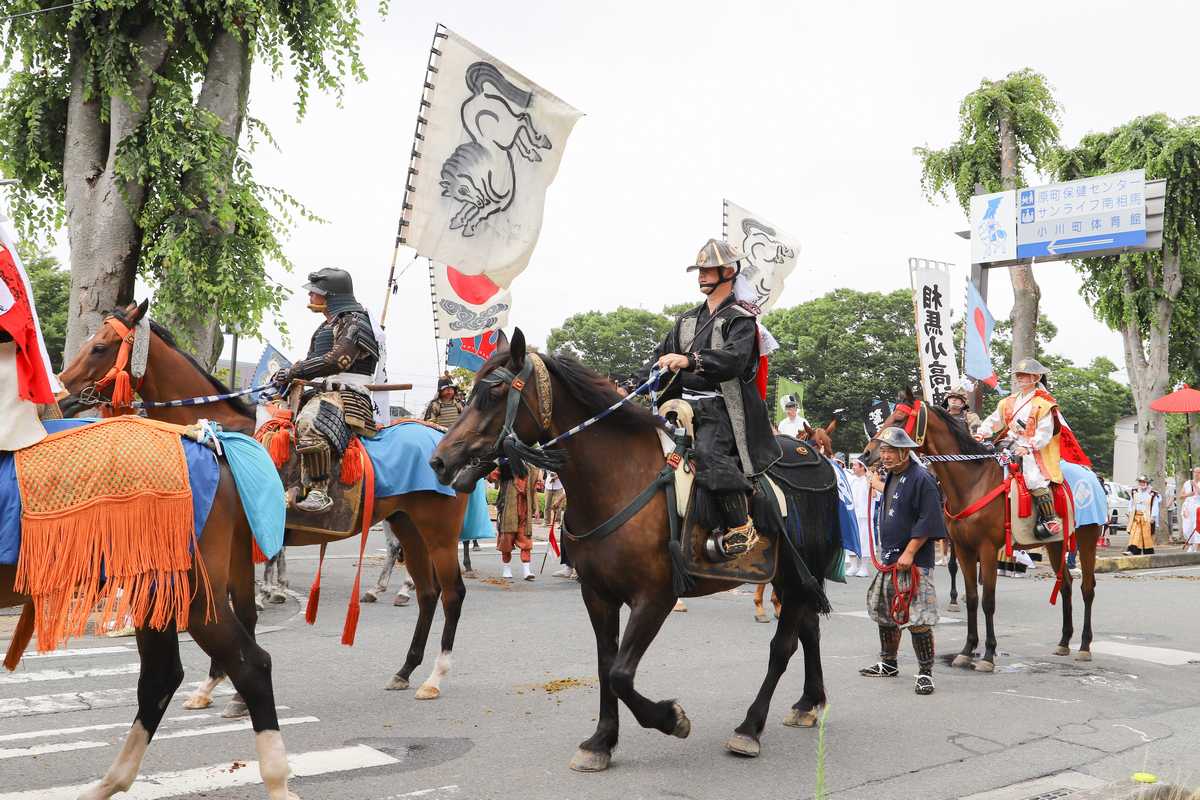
[0, 417, 299, 799]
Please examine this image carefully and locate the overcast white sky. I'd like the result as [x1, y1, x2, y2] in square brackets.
[55, 1, 1200, 403]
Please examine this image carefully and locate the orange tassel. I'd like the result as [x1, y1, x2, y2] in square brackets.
[340, 438, 365, 485]
[342, 444, 375, 646]
[4, 603, 35, 671]
[251, 537, 268, 564]
[110, 371, 133, 412]
[268, 427, 291, 468]
[306, 543, 326, 625]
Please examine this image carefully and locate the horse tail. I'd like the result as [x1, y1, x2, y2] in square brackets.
[465, 61, 532, 108]
[774, 485, 838, 616]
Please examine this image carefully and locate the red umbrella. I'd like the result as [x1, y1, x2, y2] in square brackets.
[1150, 384, 1200, 413]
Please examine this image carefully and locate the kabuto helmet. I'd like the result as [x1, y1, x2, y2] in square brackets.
[1012, 357, 1050, 376]
[303, 268, 359, 314]
[874, 426, 919, 449]
[686, 239, 744, 287]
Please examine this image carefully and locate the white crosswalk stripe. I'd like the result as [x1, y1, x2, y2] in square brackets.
[0, 663, 141, 684]
[0, 681, 234, 718]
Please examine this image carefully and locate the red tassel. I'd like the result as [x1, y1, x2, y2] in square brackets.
[342, 446, 376, 646]
[340, 438, 364, 485]
[251, 538, 268, 564]
[306, 543, 326, 626]
[4, 603, 35, 671]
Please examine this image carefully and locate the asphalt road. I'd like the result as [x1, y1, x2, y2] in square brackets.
[3, 533, 1199, 800]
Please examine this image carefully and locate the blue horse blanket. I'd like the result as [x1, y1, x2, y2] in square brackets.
[361, 422, 492, 541]
[215, 431, 285, 560]
[1062, 461, 1107, 528]
[0, 419, 220, 566]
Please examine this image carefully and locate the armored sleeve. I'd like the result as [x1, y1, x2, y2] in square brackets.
[690, 313, 757, 382]
[290, 311, 379, 380]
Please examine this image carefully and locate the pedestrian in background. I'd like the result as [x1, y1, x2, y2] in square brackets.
[424, 374, 464, 428]
[1125, 475, 1160, 556]
[1179, 467, 1200, 553]
[847, 457, 873, 577]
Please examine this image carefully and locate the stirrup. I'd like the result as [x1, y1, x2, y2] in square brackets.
[296, 489, 333, 513]
[704, 520, 759, 561]
[859, 661, 899, 677]
[914, 674, 935, 695]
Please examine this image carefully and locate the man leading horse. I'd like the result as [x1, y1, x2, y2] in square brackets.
[272, 268, 381, 512]
[635, 238, 781, 561]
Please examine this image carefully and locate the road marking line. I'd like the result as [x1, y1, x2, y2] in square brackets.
[22, 646, 134, 660]
[1112, 723, 1152, 742]
[0, 682, 234, 719]
[156, 716, 319, 741]
[380, 786, 461, 799]
[1089, 640, 1200, 666]
[991, 689, 1079, 704]
[0, 743, 400, 799]
[0, 663, 140, 684]
[0, 740, 109, 760]
[0, 706, 293, 744]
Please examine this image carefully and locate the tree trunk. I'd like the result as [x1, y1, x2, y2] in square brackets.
[157, 28, 252, 371]
[62, 23, 172, 358]
[998, 114, 1041, 369]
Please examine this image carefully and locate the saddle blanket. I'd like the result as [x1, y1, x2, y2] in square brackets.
[362, 421, 492, 541]
[1061, 462, 1106, 528]
[214, 430, 285, 560]
[0, 419, 219, 566]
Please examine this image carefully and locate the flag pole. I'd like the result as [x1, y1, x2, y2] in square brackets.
[379, 220, 404, 329]
[428, 258, 443, 375]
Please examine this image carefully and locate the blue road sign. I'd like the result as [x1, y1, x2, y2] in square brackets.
[1016, 169, 1146, 259]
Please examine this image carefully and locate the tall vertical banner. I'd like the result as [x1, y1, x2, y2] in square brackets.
[431, 261, 511, 339]
[400, 26, 583, 290]
[963, 279, 999, 389]
[908, 259, 960, 406]
[722, 200, 801, 312]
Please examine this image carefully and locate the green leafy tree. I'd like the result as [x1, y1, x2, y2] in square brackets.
[547, 307, 673, 380]
[0, 0, 366, 366]
[20, 243, 68, 370]
[1051, 114, 1200, 516]
[661, 301, 695, 318]
[1049, 357, 1133, 477]
[764, 289, 920, 454]
[915, 69, 1061, 369]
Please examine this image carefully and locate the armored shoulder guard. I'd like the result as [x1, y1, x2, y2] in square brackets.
[334, 311, 381, 361]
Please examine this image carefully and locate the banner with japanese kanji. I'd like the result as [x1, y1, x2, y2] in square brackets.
[908, 259, 960, 406]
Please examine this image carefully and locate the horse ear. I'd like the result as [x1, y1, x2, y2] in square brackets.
[130, 299, 149, 324]
[509, 328, 527, 369]
[903, 387, 916, 404]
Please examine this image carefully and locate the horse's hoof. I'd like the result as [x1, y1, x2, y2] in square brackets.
[951, 654, 973, 669]
[1053, 645, 1071, 656]
[973, 660, 995, 673]
[754, 611, 770, 623]
[946, 602, 960, 613]
[415, 684, 441, 700]
[783, 707, 819, 728]
[1074, 650, 1092, 662]
[182, 693, 212, 710]
[220, 697, 249, 719]
[385, 674, 410, 691]
[670, 703, 691, 738]
[725, 733, 760, 757]
[569, 748, 611, 772]
[462, 570, 479, 580]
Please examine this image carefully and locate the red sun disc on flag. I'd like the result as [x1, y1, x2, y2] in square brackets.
[446, 266, 500, 305]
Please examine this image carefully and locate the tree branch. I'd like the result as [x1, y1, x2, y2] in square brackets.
[106, 18, 173, 177]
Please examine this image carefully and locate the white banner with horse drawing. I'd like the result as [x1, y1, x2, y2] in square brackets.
[908, 258, 960, 407]
[400, 28, 583, 289]
[721, 200, 801, 312]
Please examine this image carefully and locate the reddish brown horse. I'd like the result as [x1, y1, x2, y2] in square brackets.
[58, 301, 471, 703]
[430, 331, 842, 768]
[1, 431, 296, 799]
[863, 393, 1099, 670]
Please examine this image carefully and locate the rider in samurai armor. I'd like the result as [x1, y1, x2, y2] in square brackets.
[273, 268, 380, 512]
[636, 239, 781, 561]
[974, 358, 1063, 540]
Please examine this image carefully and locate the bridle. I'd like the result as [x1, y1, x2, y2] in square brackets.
[76, 316, 146, 415]
[467, 353, 563, 477]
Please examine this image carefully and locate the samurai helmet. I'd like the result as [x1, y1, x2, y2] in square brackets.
[686, 239, 744, 272]
[874, 426, 919, 449]
[1013, 357, 1050, 377]
[303, 268, 358, 314]
[945, 384, 971, 402]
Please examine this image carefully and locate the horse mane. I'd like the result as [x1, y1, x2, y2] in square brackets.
[477, 350, 665, 435]
[111, 308, 255, 421]
[928, 405, 991, 456]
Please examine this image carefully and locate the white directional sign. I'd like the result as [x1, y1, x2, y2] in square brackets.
[969, 190, 1017, 264]
[1016, 169, 1147, 258]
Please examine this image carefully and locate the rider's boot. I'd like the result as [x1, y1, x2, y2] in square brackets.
[1032, 486, 1062, 540]
[295, 440, 334, 513]
[704, 492, 759, 561]
[911, 625, 935, 695]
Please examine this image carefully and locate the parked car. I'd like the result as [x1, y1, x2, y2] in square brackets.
[1105, 481, 1131, 530]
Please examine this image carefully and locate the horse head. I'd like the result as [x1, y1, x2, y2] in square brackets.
[58, 299, 149, 416]
[429, 328, 555, 492]
[861, 388, 975, 466]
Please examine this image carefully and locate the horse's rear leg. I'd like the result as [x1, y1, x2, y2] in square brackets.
[1076, 528, 1098, 661]
[609, 597, 687, 737]
[570, 581, 620, 772]
[946, 540, 960, 611]
[727, 585, 804, 758]
[386, 513, 439, 691]
[414, 527, 468, 700]
[187, 543, 260, 717]
[952, 544, 981, 668]
[975, 545, 1000, 671]
[753, 583, 769, 622]
[785, 600, 827, 728]
[77, 627, 184, 800]
[1047, 541, 1075, 655]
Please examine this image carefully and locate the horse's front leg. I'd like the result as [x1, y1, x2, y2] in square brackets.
[946, 539, 960, 611]
[78, 628, 184, 800]
[785, 600, 827, 728]
[975, 545, 1000, 671]
[1077, 529, 1098, 661]
[385, 518, 439, 691]
[570, 580, 621, 772]
[1047, 541, 1074, 656]
[753, 583, 770, 623]
[609, 595, 686, 737]
[952, 545, 981, 668]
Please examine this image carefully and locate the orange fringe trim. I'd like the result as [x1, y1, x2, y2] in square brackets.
[255, 407, 295, 468]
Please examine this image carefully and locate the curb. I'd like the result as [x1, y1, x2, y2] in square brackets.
[1093, 551, 1200, 573]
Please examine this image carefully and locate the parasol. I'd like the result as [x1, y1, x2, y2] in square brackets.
[1150, 384, 1200, 467]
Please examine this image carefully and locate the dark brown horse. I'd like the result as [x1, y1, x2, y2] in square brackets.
[58, 301, 472, 703]
[1, 434, 296, 799]
[430, 331, 841, 768]
[863, 393, 1099, 670]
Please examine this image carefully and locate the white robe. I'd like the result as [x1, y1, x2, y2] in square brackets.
[1182, 480, 1200, 545]
[976, 389, 1055, 490]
